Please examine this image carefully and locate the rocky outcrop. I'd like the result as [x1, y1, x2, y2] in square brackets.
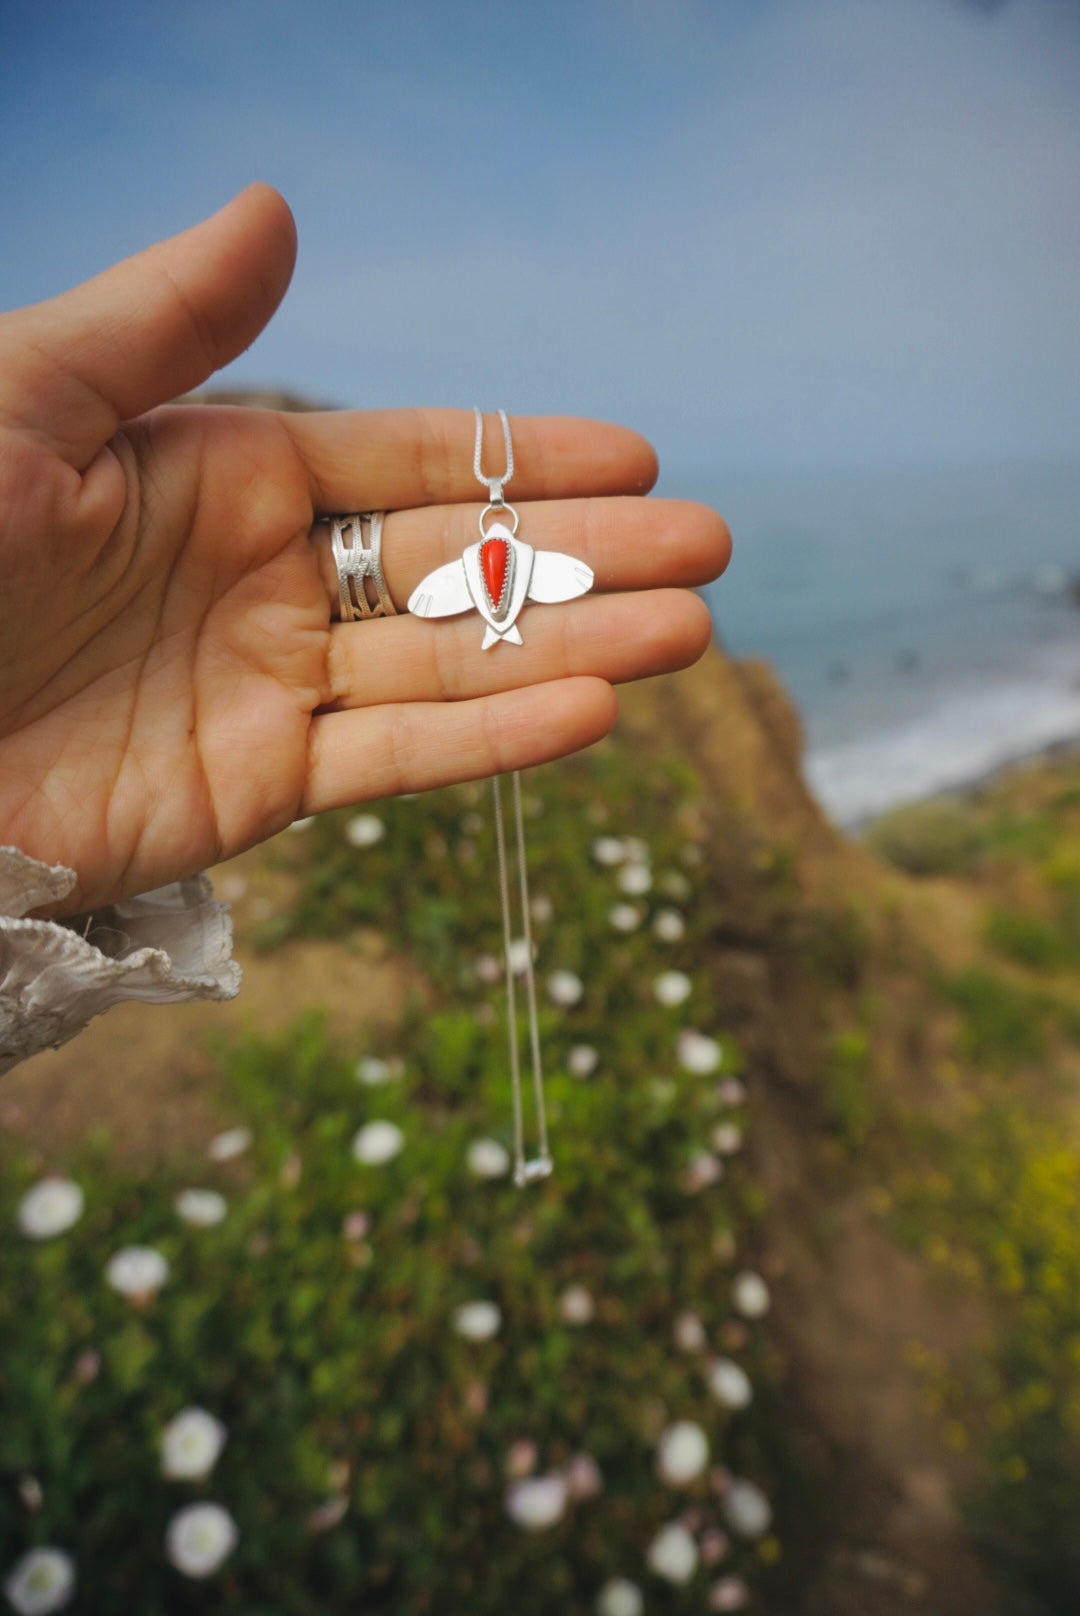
[618, 645, 872, 888]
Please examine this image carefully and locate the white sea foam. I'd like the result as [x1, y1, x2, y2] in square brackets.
[807, 667, 1080, 826]
[691, 460, 1080, 828]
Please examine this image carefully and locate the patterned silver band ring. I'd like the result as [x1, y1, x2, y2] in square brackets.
[330, 512, 397, 621]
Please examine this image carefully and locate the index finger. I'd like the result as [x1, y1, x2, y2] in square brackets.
[281, 407, 659, 511]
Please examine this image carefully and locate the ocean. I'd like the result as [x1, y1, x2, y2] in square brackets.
[674, 460, 1080, 827]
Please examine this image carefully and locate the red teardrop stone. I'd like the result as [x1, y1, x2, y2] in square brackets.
[481, 537, 509, 608]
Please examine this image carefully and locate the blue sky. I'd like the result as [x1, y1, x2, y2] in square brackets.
[2, 0, 1078, 474]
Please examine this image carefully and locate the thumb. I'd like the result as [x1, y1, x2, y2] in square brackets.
[0, 183, 297, 468]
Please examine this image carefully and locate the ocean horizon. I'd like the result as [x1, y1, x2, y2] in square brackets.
[670, 458, 1080, 826]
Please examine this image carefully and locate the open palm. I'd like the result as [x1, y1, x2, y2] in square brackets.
[0, 187, 728, 915]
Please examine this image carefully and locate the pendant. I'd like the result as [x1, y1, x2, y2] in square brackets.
[408, 518, 593, 649]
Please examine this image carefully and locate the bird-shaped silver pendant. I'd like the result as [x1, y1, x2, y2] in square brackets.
[408, 522, 594, 649]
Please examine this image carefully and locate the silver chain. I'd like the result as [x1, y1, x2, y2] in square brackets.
[492, 772, 550, 1186]
[476, 406, 550, 1186]
[473, 406, 514, 506]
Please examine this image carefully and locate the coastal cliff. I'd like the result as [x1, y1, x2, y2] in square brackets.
[624, 651, 1006, 1612]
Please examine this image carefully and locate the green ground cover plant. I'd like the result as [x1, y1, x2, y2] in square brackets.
[983, 908, 1077, 974]
[939, 968, 1053, 1068]
[864, 799, 986, 877]
[866, 760, 1080, 1611]
[1, 752, 782, 1614]
[892, 1096, 1080, 1612]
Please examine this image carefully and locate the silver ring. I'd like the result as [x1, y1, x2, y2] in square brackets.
[329, 512, 397, 621]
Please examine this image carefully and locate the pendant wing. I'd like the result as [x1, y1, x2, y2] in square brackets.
[527, 550, 594, 604]
[407, 560, 474, 619]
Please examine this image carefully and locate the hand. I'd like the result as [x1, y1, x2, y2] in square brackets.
[0, 186, 730, 915]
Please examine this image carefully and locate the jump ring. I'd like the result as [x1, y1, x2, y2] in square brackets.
[479, 502, 520, 539]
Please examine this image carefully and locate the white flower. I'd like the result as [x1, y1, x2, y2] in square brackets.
[653, 908, 686, 942]
[591, 836, 626, 866]
[207, 1126, 252, 1162]
[505, 1474, 567, 1530]
[677, 1030, 723, 1075]
[711, 1123, 743, 1156]
[657, 1420, 709, 1485]
[342, 1209, 371, 1241]
[344, 812, 385, 847]
[654, 970, 692, 1007]
[467, 1138, 510, 1178]
[646, 1521, 699, 1584]
[731, 1271, 770, 1319]
[567, 1044, 599, 1079]
[708, 1358, 753, 1410]
[531, 894, 554, 923]
[3, 1547, 75, 1615]
[16, 1178, 84, 1241]
[105, 1246, 169, 1299]
[559, 1284, 595, 1325]
[617, 863, 652, 896]
[354, 1055, 403, 1086]
[508, 937, 533, 975]
[721, 1478, 772, 1539]
[548, 970, 583, 1007]
[452, 1300, 502, 1341]
[306, 1496, 348, 1533]
[674, 1311, 706, 1353]
[160, 1408, 227, 1480]
[609, 903, 643, 933]
[701, 1528, 731, 1565]
[505, 1439, 538, 1479]
[685, 1152, 724, 1192]
[596, 1577, 644, 1616]
[351, 1121, 404, 1165]
[717, 1078, 746, 1106]
[474, 953, 500, 983]
[709, 1576, 751, 1611]
[174, 1189, 227, 1228]
[165, 1502, 238, 1578]
[73, 1351, 100, 1386]
[564, 1452, 603, 1499]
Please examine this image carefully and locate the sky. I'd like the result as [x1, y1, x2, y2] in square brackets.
[1, 0, 1079, 476]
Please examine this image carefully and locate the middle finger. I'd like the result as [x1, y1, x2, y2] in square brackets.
[312, 496, 730, 614]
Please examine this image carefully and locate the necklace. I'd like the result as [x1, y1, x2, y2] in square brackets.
[409, 409, 594, 1184]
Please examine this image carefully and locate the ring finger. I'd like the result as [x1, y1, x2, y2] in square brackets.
[325, 588, 713, 709]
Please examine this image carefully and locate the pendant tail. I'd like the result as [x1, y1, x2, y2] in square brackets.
[481, 622, 524, 650]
